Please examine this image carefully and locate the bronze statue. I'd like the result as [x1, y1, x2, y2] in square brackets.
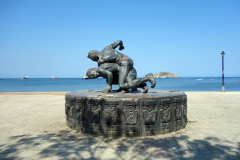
[86, 63, 155, 93]
[87, 40, 156, 93]
[65, 41, 187, 137]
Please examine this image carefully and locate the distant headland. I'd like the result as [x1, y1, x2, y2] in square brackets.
[153, 71, 180, 78]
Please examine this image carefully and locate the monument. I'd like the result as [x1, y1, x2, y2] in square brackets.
[65, 40, 187, 137]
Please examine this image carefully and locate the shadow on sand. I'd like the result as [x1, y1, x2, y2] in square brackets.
[0, 129, 240, 160]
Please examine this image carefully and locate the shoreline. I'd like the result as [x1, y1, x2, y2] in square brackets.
[1, 91, 240, 95]
[0, 92, 68, 95]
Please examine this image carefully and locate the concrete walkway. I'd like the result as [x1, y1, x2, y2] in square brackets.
[0, 92, 240, 160]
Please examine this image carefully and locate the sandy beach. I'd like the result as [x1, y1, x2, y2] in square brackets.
[0, 91, 240, 159]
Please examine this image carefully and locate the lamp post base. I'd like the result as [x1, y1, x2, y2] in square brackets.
[222, 86, 225, 92]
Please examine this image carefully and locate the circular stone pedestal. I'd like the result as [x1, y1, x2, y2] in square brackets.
[65, 90, 187, 137]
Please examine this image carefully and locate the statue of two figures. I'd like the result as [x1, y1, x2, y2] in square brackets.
[86, 40, 156, 94]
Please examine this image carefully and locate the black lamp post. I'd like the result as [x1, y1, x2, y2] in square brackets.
[221, 51, 225, 92]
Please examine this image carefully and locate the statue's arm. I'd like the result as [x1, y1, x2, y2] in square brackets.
[110, 40, 124, 50]
[98, 59, 104, 67]
[98, 67, 113, 86]
[98, 67, 113, 93]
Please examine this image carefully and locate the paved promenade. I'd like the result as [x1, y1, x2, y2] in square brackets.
[0, 92, 240, 160]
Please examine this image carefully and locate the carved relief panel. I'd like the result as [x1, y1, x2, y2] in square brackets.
[174, 101, 182, 131]
[104, 100, 119, 136]
[142, 100, 157, 136]
[160, 99, 171, 134]
[123, 100, 138, 136]
[75, 97, 85, 132]
[65, 96, 75, 129]
[182, 99, 187, 129]
[88, 99, 101, 134]
[65, 96, 73, 117]
[182, 100, 187, 118]
[174, 102, 182, 121]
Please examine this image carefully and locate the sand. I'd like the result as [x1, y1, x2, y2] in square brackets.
[0, 91, 240, 159]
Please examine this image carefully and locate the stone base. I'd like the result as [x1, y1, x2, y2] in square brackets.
[65, 90, 187, 137]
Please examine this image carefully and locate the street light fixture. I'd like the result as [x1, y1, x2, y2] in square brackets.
[221, 51, 225, 92]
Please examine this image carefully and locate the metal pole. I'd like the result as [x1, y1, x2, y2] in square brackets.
[221, 51, 225, 92]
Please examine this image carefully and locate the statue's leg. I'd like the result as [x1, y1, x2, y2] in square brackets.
[145, 73, 156, 88]
[116, 88, 129, 92]
[127, 77, 149, 88]
[118, 61, 132, 89]
[139, 83, 148, 93]
[126, 76, 149, 93]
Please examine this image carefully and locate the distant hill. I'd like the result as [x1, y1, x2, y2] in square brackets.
[153, 71, 180, 78]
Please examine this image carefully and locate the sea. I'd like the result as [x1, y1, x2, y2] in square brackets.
[0, 77, 239, 92]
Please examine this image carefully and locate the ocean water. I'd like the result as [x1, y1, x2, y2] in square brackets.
[0, 77, 239, 92]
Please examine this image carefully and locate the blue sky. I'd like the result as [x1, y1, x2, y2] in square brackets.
[0, 0, 239, 78]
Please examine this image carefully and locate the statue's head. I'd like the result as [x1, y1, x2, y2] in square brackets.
[86, 68, 99, 79]
[88, 50, 99, 62]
